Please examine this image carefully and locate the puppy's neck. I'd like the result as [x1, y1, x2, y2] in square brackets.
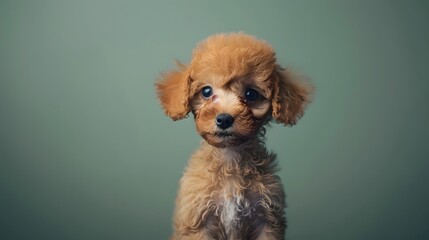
[202, 134, 273, 176]
[212, 135, 261, 156]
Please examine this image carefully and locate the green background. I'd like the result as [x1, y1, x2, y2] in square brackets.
[1, 0, 428, 239]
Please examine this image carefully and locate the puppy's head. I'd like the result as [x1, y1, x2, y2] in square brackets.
[157, 33, 313, 148]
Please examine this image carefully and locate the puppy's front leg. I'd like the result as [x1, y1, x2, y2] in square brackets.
[172, 194, 211, 239]
[172, 173, 226, 240]
[171, 231, 214, 240]
[255, 225, 284, 240]
[254, 177, 287, 240]
[173, 213, 226, 240]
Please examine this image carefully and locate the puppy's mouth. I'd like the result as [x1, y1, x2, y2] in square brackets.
[214, 131, 234, 138]
[200, 130, 250, 148]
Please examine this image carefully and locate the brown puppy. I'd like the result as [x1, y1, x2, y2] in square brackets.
[157, 33, 312, 240]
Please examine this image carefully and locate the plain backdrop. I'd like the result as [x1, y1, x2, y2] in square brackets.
[1, 1, 428, 239]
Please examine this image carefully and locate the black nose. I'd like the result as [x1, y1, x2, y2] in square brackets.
[216, 114, 234, 129]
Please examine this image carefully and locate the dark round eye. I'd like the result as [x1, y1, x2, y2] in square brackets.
[201, 86, 213, 98]
[245, 88, 260, 101]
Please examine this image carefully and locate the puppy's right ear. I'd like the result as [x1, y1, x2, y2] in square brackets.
[272, 67, 313, 126]
[156, 63, 192, 121]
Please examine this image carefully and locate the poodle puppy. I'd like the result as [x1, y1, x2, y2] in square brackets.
[156, 33, 312, 240]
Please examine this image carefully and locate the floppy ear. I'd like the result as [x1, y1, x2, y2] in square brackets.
[156, 64, 192, 121]
[272, 67, 314, 126]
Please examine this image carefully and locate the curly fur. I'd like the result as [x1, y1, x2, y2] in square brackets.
[156, 33, 313, 239]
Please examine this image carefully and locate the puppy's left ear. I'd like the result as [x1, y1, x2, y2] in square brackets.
[272, 67, 314, 126]
[156, 64, 192, 121]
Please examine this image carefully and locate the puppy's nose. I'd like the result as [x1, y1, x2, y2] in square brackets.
[216, 114, 234, 129]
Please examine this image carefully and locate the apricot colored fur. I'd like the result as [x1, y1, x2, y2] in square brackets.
[156, 33, 313, 239]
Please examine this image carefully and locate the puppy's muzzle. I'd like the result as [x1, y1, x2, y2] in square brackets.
[216, 113, 234, 129]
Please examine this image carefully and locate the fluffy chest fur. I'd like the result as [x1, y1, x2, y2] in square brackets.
[218, 177, 256, 235]
[216, 149, 254, 233]
[173, 140, 286, 239]
[185, 141, 284, 238]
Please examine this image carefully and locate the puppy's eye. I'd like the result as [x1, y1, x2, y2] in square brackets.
[201, 86, 213, 98]
[244, 88, 260, 102]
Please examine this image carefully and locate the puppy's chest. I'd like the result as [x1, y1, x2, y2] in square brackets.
[210, 149, 265, 233]
[215, 176, 259, 231]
